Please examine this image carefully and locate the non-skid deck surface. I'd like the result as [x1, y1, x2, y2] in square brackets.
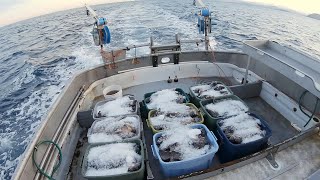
[72, 77, 299, 180]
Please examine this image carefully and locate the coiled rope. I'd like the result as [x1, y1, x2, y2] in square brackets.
[32, 140, 62, 180]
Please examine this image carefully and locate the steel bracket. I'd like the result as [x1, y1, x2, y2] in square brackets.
[266, 152, 279, 169]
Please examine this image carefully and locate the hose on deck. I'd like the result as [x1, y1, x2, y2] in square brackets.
[298, 90, 320, 127]
[32, 140, 62, 180]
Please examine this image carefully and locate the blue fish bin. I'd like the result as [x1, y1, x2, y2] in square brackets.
[216, 113, 272, 163]
[151, 124, 219, 177]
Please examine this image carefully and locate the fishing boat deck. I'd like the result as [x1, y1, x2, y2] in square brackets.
[69, 76, 301, 180]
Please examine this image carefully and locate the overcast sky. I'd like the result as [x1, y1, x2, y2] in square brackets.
[244, 0, 320, 14]
[0, 0, 319, 26]
[0, 0, 133, 26]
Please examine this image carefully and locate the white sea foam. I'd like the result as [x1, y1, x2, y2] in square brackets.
[0, 133, 14, 152]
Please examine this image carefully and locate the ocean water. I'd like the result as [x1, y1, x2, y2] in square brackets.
[0, 0, 319, 179]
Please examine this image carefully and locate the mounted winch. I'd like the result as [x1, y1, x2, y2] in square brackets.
[194, 0, 212, 50]
[197, 9, 211, 34]
[86, 5, 111, 48]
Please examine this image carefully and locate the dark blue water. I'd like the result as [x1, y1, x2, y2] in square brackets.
[0, 0, 319, 179]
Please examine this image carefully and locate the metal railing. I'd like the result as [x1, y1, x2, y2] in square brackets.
[102, 34, 209, 67]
